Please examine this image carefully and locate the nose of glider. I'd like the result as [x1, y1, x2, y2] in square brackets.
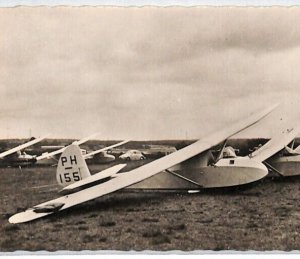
[215, 157, 269, 185]
[257, 163, 268, 178]
[246, 159, 269, 182]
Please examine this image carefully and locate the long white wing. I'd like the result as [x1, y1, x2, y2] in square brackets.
[9, 104, 277, 223]
[0, 135, 49, 159]
[83, 140, 130, 159]
[249, 125, 300, 162]
[72, 133, 100, 145]
[36, 133, 99, 161]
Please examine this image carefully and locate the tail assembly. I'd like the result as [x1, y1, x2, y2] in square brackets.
[56, 144, 91, 187]
[60, 163, 127, 195]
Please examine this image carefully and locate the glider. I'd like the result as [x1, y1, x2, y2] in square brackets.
[248, 120, 300, 177]
[83, 140, 130, 163]
[35, 133, 100, 164]
[9, 104, 277, 223]
[0, 135, 49, 166]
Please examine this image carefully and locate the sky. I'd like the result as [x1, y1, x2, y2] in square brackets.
[1, 7, 300, 140]
[1, 0, 300, 6]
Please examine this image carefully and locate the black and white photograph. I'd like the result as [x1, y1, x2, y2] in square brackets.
[1, 3, 300, 253]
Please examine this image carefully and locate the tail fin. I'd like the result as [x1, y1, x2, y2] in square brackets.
[56, 144, 91, 187]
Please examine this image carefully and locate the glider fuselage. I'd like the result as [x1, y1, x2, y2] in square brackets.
[267, 154, 300, 176]
[128, 153, 268, 189]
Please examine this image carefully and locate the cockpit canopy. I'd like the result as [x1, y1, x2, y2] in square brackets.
[221, 146, 237, 158]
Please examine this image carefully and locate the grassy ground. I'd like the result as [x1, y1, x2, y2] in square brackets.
[1, 165, 300, 252]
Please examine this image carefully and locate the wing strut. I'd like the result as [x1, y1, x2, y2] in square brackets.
[215, 139, 228, 162]
[263, 161, 284, 176]
[165, 169, 203, 188]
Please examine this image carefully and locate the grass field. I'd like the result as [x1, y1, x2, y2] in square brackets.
[1, 164, 300, 252]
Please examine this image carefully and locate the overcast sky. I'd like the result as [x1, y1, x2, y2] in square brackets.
[0, 7, 300, 140]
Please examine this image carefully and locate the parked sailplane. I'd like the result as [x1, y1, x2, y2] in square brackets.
[35, 133, 100, 165]
[83, 140, 130, 163]
[188, 120, 300, 178]
[248, 121, 300, 177]
[0, 136, 49, 167]
[36, 135, 129, 165]
[9, 104, 277, 223]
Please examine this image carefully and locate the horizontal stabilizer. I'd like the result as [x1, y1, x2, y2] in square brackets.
[60, 164, 126, 193]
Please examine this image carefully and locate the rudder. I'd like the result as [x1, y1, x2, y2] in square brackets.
[56, 144, 91, 187]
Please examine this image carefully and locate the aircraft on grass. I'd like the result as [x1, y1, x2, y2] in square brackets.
[247, 122, 300, 177]
[83, 140, 130, 163]
[184, 119, 300, 178]
[195, 119, 300, 178]
[34, 133, 99, 165]
[0, 136, 48, 167]
[8, 104, 277, 223]
[35, 134, 129, 165]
